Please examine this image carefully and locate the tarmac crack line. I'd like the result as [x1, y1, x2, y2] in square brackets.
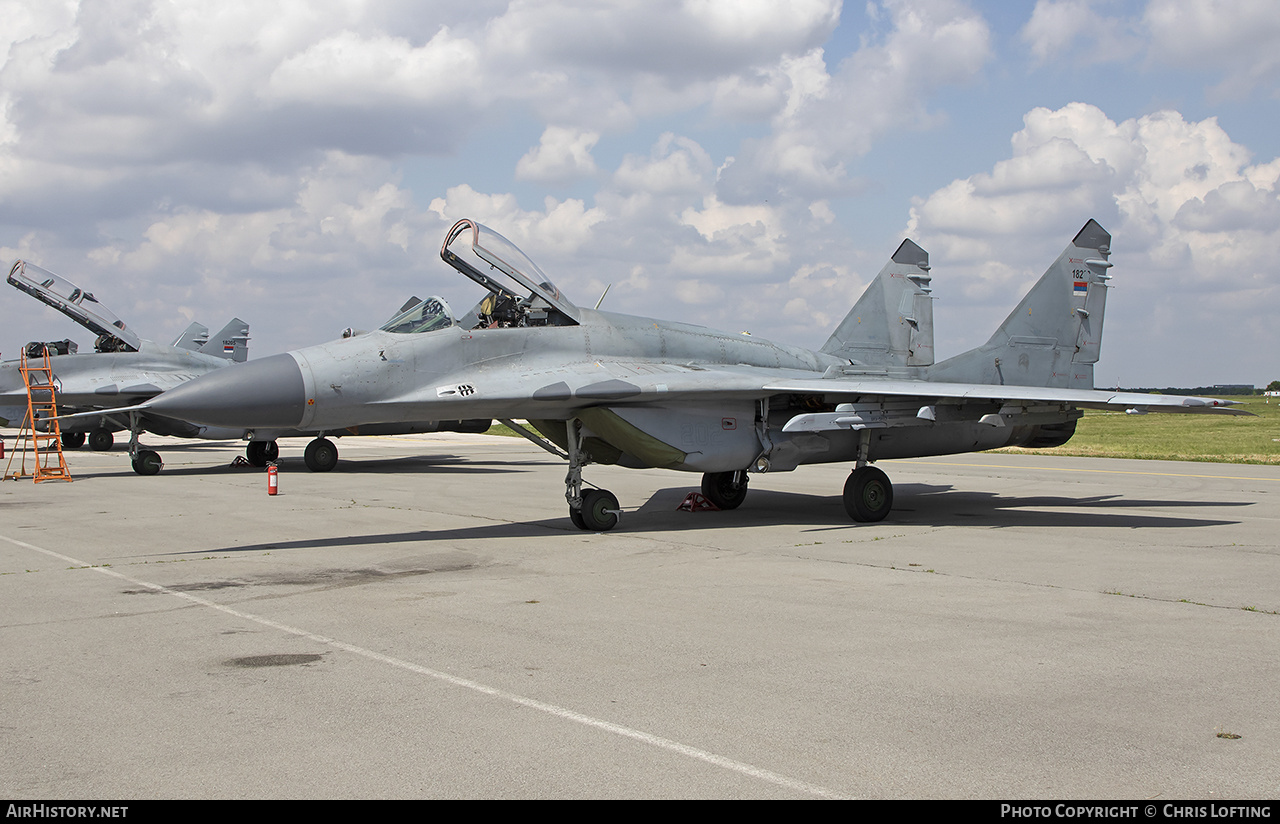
[1, 532, 849, 800]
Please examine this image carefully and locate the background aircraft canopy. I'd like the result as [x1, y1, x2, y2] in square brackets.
[8, 259, 142, 352]
[378, 296, 455, 335]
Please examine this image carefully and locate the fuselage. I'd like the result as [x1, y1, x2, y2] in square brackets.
[291, 307, 846, 429]
[143, 304, 1074, 475]
[0, 342, 233, 431]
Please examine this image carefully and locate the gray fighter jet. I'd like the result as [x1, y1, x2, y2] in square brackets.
[4, 261, 489, 475]
[1, 260, 253, 474]
[135, 218, 1247, 529]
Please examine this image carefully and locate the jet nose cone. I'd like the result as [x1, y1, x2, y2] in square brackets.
[149, 353, 306, 428]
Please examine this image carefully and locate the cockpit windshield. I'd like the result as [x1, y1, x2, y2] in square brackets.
[440, 219, 579, 328]
[379, 296, 455, 335]
[7, 260, 141, 352]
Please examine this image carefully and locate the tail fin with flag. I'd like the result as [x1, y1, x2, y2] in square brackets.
[926, 220, 1113, 389]
[199, 319, 250, 362]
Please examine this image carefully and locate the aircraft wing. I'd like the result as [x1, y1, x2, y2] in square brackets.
[759, 376, 1250, 414]
[404, 358, 1249, 418]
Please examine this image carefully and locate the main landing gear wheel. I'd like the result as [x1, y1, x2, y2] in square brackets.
[61, 431, 86, 450]
[574, 489, 620, 532]
[304, 437, 338, 472]
[88, 428, 114, 452]
[700, 470, 749, 510]
[131, 449, 163, 476]
[843, 466, 893, 522]
[245, 440, 279, 467]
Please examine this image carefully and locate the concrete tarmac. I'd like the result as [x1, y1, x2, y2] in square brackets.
[2, 431, 1278, 799]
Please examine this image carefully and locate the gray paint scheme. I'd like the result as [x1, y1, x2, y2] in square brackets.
[140, 218, 1247, 527]
[4, 263, 488, 472]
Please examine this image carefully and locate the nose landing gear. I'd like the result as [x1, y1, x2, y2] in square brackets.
[563, 419, 620, 531]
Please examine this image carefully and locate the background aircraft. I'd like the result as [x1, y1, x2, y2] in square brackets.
[3, 261, 488, 475]
[1, 260, 251, 474]
[131, 218, 1246, 528]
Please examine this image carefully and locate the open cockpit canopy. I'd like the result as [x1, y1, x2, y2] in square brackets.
[8, 260, 141, 352]
[440, 219, 579, 328]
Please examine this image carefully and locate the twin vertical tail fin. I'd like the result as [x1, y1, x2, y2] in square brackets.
[172, 322, 210, 351]
[926, 219, 1113, 389]
[820, 239, 935, 368]
[199, 318, 251, 362]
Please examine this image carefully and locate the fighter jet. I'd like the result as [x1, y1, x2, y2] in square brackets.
[4, 261, 490, 475]
[135, 218, 1247, 530]
[1, 260, 253, 474]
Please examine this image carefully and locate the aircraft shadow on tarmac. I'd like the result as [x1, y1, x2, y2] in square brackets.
[182, 483, 1249, 557]
[67, 454, 549, 479]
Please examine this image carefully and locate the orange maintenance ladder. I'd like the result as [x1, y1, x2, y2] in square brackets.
[3, 347, 73, 483]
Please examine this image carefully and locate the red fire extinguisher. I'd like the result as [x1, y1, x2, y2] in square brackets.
[267, 463, 278, 495]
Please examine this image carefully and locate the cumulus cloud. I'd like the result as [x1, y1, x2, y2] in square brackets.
[717, 0, 993, 201]
[515, 126, 601, 183]
[3, 2, 1274, 386]
[1019, 1, 1280, 103]
[1144, 0, 1280, 100]
[905, 102, 1280, 377]
[1020, 0, 1142, 66]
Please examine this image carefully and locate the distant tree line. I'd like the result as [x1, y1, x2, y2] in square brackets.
[1119, 385, 1265, 396]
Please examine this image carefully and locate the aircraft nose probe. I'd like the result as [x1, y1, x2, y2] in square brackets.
[146, 352, 308, 429]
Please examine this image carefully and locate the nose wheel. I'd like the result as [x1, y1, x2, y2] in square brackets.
[563, 419, 621, 531]
[572, 489, 620, 531]
[131, 449, 163, 476]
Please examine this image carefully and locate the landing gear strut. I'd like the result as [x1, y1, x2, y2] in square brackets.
[564, 419, 619, 531]
[125, 414, 162, 476]
[841, 429, 892, 522]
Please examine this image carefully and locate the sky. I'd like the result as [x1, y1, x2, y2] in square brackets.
[2, 0, 1278, 388]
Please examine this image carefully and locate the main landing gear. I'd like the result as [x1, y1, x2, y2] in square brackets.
[842, 429, 892, 522]
[843, 465, 892, 522]
[245, 440, 280, 467]
[304, 437, 338, 472]
[699, 465, 892, 522]
[700, 470, 749, 510]
[245, 438, 338, 471]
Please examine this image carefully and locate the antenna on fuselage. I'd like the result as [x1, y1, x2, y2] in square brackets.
[594, 284, 611, 310]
